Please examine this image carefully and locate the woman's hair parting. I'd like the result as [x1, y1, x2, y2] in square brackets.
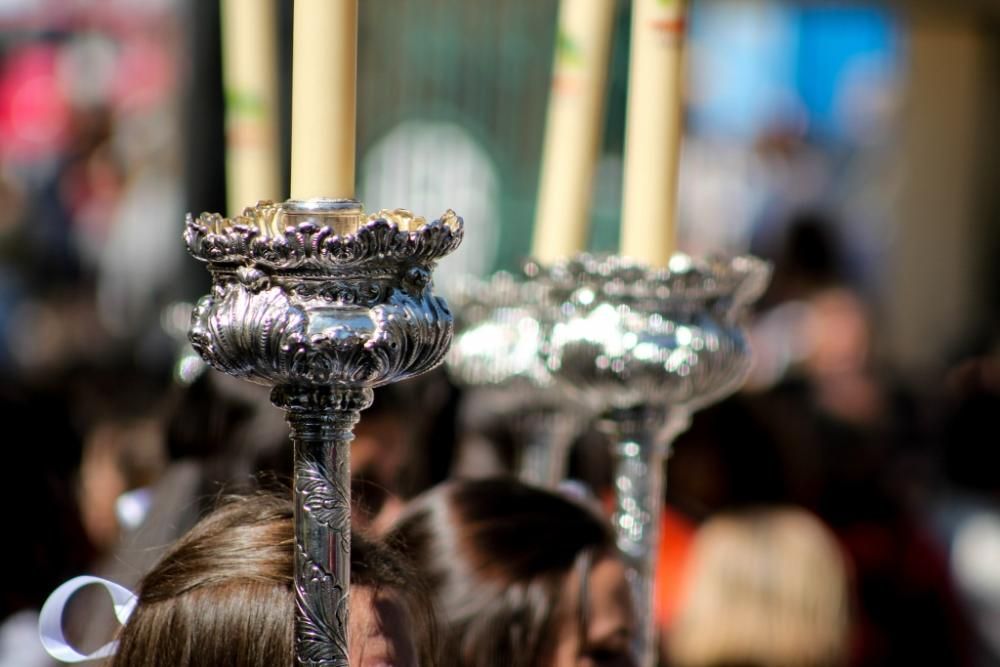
[386, 477, 617, 667]
[111, 493, 435, 667]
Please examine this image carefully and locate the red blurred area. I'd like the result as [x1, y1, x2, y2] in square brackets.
[0, 45, 71, 162]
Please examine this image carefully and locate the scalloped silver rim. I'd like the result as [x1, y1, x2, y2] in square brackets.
[183, 199, 464, 269]
[539, 252, 771, 304]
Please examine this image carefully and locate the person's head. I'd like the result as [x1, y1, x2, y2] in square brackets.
[668, 507, 851, 667]
[111, 493, 433, 667]
[387, 478, 636, 667]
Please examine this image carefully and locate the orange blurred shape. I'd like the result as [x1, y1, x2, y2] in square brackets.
[655, 505, 695, 628]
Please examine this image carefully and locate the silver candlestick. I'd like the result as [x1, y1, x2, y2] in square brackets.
[447, 269, 576, 486]
[544, 253, 770, 667]
[184, 198, 462, 666]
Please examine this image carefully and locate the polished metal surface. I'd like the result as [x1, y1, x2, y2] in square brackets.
[598, 405, 689, 666]
[445, 268, 577, 486]
[185, 198, 462, 666]
[275, 384, 372, 664]
[545, 252, 770, 667]
[446, 269, 551, 390]
[544, 253, 769, 413]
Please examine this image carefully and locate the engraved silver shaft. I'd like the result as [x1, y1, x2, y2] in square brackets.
[273, 386, 373, 666]
[186, 199, 463, 666]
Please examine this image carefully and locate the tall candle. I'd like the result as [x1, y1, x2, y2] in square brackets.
[531, 0, 617, 264]
[290, 0, 358, 200]
[620, 0, 688, 267]
[221, 0, 280, 215]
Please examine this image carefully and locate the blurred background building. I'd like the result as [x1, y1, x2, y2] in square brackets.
[1, 0, 997, 373]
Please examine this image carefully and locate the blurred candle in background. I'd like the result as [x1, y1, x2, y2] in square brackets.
[290, 0, 358, 200]
[531, 0, 616, 264]
[620, 0, 688, 267]
[220, 0, 281, 215]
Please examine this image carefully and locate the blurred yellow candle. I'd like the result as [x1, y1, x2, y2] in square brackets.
[290, 0, 358, 200]
[620, 0, 688, 267]
[531, 0, 617, 264]
[221, 0, 280, 216]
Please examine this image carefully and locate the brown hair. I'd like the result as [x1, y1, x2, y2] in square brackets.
[111, 493, 435, 666]
[668, 507, 851, 667]
[386, 478, 617, 667]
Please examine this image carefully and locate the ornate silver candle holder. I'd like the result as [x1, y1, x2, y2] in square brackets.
[446, 269, 576, 486]
[184, 198, 462, 666]
[544, 253, 770, 666]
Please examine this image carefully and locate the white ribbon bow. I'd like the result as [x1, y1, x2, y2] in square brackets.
[38, 576, 137, 663]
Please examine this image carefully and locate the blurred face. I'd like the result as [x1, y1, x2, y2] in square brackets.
[349, 586, 417, 667]
[551, 555, 637, 667]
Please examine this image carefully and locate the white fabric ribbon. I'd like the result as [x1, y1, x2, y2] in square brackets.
[38, 576, 137, 663]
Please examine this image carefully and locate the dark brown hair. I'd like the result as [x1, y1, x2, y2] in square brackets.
[386, 478, 617, 667]
[111, 494, 435, 666]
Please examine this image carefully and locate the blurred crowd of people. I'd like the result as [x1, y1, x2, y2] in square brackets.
[2, 213, 998, 666]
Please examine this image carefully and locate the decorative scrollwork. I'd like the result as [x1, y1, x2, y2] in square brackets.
[188, 265, 455, 390]
[275, 280, 388, 308]
[189, 284, 307, 384]
[184, 198, 462, 667]
[287, 405, 355, 667]
[297, 461, 350, 528]
[184, 201, 463, 273]
[187, 200, 459, 391]
[294, 545, 349, 666]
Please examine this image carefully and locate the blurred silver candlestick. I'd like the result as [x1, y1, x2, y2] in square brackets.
[185, 198, 462, 666]
[545, 253, 769, 667]
[447, 270, 576, 487]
